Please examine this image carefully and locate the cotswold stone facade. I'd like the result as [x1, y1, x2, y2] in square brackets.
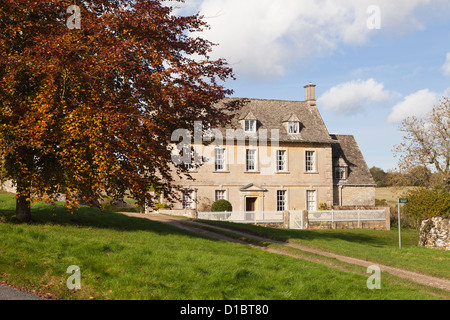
[419, 217, 450, 250]
[164, 84, 376, 213]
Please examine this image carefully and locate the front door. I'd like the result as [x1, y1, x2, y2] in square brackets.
[246, 197, 257, 212]
[245, 197, 257, 221]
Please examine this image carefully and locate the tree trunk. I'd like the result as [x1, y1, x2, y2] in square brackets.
[15, 177, 31, 222]
[16, 194, 31, 222]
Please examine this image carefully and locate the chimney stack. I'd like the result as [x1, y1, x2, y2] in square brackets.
[304, 83, 316, 101]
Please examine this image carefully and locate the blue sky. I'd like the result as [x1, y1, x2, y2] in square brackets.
[171, 0, 450, 171]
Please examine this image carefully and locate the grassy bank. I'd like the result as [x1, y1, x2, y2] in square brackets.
[0, 193, 446, 300]
[194, 219, 449, 280]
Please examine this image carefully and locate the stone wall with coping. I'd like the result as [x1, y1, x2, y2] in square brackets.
[307, 220, 387, 230]
[419, 217, 449, 250]
[0, 180, 16, 193]
[155, 208, 198, 219]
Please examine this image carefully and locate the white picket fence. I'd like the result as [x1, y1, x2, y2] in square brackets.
[307, 209, 386, 223]
[197, 211, 284, 224]
[196, 209, 387, 229]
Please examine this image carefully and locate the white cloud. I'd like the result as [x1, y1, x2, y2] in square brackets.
[317, 79, 390, 114]
[180, 0, 450, 78]
[387, 89, 440, 123]
[443, 52, 450, 76]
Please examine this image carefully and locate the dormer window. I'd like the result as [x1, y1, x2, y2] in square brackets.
[334, 157, 348, 181]
[335, 166, 347, 180]
[288, 121, 300, 134]
[244, 119, 256, 132]
[283, 114, 301, 135]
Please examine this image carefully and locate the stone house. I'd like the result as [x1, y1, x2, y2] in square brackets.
[163, 83, 376, 214]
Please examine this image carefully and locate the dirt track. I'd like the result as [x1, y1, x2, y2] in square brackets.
[121, 212, 450, 292]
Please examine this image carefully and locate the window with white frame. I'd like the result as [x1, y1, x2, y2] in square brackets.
[276, 150, 286, 172]
[277, 190, 286, 212]
[288, 121, 300, 134]
[305, 151, 315, 172]
[244, 119, 256, 133]
[182, 189, 195, 209]
[215, 148, 225, 171]
[306, 190, 316, 211]
[181, 146, 192, 170]
[335, 166, 347, 180]
[215, 190, 226, 201]
[246, 149, 256, 171]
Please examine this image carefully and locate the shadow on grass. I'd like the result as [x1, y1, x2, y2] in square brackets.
[0, 198, 212, 241]
[196, 219, 397, 248]
[0, 193, 408, 248]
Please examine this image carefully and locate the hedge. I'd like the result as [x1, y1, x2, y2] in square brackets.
[211, 199, 232, 212]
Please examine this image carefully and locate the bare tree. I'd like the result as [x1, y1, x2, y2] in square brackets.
[393, 97, 450, 191]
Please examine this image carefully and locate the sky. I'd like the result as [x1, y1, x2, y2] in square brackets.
[169, 0, 450, 171]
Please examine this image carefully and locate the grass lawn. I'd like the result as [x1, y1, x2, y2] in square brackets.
[0, 193, 447, 300]
[196, 219, 450, 280]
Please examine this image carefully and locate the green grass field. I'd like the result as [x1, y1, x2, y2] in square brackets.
[375, 187, 415, 207]
[0, 193, 448, 300]
[195, 219, 450, 280]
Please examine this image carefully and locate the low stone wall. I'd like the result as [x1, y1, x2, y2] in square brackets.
[308, 220, 387, 230]
[0, 180, 16, 193]
[155, 208, 198, 219]
[419, 217, 450, 251]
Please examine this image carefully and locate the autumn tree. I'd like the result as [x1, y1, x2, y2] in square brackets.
[393, 97, 450, 191]
[0, 0, 242, 222]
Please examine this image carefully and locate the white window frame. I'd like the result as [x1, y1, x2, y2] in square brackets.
[246, 149, 257, 171]
[214, 148, 226, 171]
[276, 150, 287, 172]
[305, 151, 316, 173]
[306, 190, 316, 211]
[215, 190, 226, 201]
[182, 189, 195, 209]
[288, 121, 300, 134]
[276, 190, 287, 212]
[244, 119, 257, 133]
[335, 166, 347, 180]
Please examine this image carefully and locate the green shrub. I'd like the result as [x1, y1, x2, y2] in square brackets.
[318, 202, 329, 211]
[153, 202, 167, 210]
[211, 199, 232, 212]
[402, 187, 450, 229]
[375, 199, 415, 229]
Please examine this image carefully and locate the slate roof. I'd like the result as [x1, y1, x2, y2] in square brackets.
[216, 98, 336, 144]
[211, 97, 374, 186]
[330, 134, 376, 186]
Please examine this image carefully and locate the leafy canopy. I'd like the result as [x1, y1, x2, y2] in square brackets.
[0, 0, 242, 216]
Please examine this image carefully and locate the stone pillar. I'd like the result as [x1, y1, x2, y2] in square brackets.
[384, 207, 391, 231]
[283, 210, 289, 229]
[302, 210, 308, 229]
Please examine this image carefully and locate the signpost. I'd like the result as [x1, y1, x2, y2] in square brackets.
[397, 199, 408, 249]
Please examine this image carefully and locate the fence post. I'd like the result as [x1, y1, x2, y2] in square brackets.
[357, 209, 361, 229]
[302, 210, 308, 229]
[385, 207, 390, 231]
[283, 211, 289, 229]
[331, 210, 335, 229]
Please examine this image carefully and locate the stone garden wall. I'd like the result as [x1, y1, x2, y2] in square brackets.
[419, 217, 450, 251]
